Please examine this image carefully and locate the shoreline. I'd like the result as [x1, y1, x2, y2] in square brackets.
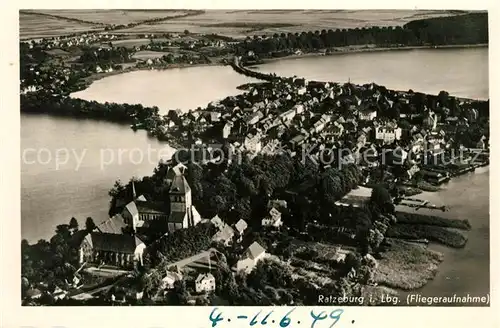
[76, 43, 488, 93]
[78, 61, 223, 90]
[256, 43, 489, 65]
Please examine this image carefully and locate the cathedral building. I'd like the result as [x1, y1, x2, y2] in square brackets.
[122, 163, 201, 234]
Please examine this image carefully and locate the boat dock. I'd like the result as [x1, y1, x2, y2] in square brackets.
[397, 197, 447, 212]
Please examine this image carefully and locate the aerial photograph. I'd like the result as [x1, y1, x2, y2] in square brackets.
[20, 9, 489, 306]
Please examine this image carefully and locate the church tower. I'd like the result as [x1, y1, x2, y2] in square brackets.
[168, 174, 193, 231]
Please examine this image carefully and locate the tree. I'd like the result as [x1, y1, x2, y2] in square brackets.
[370, 185, 393, 213]
[69, 217, 79, 230]
[172, 280, 188, 305]
[85, 217, 97, 232]
[438, 90, 449, 107]
[184, 29, 190, 35]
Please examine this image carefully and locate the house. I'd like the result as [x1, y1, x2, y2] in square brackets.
[311, 115, 332, 134]
[126, 288, 144, 300]
[262, 207, 283, 228]
[222, 122, 233, 139]
[289, 134, 307, 149]
[25, 288, 42, 300]
[423, 110, 438, 130]
[209, 112, 221, 123]
[234, 242, 267, 273]
[267, 199, 287, 210]
[52, 286, 67, 300]
[161, 271, 183, 290]
[233, 219, 248, 242]
[245, 111, 264, 126]
[293, 104, 305, 114]
[406, 164, 421, 180]
[78, 232, 146, 269]
[244, 134, 262, 153]
[210, 215, 225, 231]
[476, 135, 487, 149]
[332, 247, 352, 263]
[279, 109, 296, 122]
[358, 108, 377, 121]
[195, 273, 216, 293]
[212, 224, 235, 246]
[375, 125, 402, 144]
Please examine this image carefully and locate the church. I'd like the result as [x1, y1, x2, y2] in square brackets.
[122, 163, 201, 234]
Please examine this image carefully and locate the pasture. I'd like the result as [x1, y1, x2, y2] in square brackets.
[19, 12, 101, 40]
[111, 38, 151, 49]
[29, 10, 191, 25]
[132, 50, 167, 60]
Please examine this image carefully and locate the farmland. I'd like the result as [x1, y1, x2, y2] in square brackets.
[132, 50, 168, 60]
[20, 9, 464, 40]
[19, 12, 102, 40]
[113, 10, 463, 37]
[32, 9, 192, 25]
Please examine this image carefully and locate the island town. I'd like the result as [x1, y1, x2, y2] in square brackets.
[20, 11, 489, 306]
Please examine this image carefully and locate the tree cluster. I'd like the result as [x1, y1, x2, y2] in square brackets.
[237, 13, 488, 57]
[21, 218, 83, 295]
[144, 222, 216, 267]
[21, 92, 161, 124]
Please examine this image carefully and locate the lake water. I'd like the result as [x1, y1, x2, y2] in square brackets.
[71, 65, 260, 114]
[396, 167, 490, 304]
[21, 114, 176, 242]
[257, 47, 489, 100]
[22, 47, 489, 299]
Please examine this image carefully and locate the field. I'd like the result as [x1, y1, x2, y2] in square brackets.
[20, 9, 463, 40]
[110, 38, 151, 48]
[19, 12, 101, 39]
[26, 10, 192, 25]
[132, 50, 167, 60]
[113, 10, 461, 37]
